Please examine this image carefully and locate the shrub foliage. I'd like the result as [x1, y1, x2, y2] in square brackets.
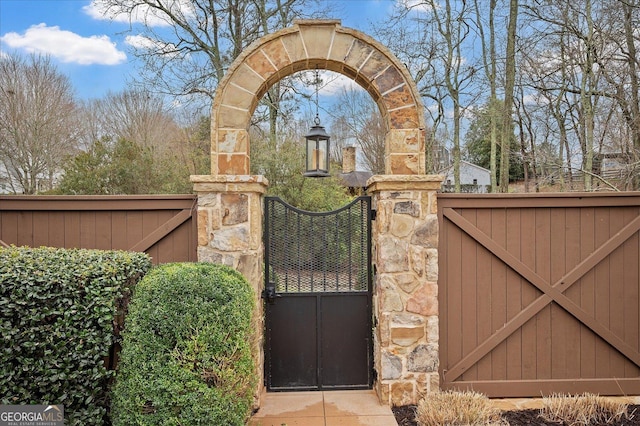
[110, 262, 256, 426]
[0, 246, 151, 425]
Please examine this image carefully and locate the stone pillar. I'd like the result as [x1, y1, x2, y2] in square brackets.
[367, 175, 443, 406]
[190, 174, 268, 405]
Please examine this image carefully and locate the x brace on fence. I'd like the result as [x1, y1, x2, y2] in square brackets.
[128, 208, 194, 253]
[442, 207, 640, 383]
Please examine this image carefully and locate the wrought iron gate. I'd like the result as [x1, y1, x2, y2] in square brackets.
[263, 196, 373, 391]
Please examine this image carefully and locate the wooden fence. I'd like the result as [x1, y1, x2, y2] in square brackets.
[5, 192, 640, 397]
[438, 192, 640, 397]
[0, 195, 198, 264]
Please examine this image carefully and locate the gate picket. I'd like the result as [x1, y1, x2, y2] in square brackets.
[264, 196, 373, 391]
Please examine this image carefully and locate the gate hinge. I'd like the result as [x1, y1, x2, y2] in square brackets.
[371, 209, 377, 220]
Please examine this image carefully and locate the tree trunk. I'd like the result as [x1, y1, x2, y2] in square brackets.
[474, 0, 498, 192]
[500, 0, 518, 192]
[488, 0, 498, 193]
[576, 0, 596, 191]
[622, 1, 640, 189]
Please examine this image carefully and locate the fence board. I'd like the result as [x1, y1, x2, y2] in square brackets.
[96, 211, 112, 250]
[475, 217, 492, 381]
[460, 209, 477, 382]
[438, 192, 640, 397]
[505, 208, 521, 381]
[48, 212, 65, 247]
[0, 195, 197, 264]
[580, 207, 597, 379]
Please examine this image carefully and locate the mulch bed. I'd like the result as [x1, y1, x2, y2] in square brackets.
[392, 404, 640, 425]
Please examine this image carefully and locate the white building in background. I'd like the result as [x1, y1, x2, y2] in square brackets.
[439, 160, 491, 193]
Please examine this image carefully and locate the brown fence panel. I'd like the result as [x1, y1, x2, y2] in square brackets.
[0, 195, 197, 264]
[438, 192, 640, 397]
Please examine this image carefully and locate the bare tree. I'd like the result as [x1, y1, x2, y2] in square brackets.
[500, 0, 518, 192]
[173, 112, 210, 175]
[0, 54, 79, 194]
[372, 16, 441, 172]
[518, 2, 577, 190]
[84, 89, 181, 153]
[473, 0, 499, 191]
[92, 0, 323, 104]
[594, 0, 640, 189]
[519, 0, 638, 191]
[374, 1, 478, 188]
[66, 89, 211, 193]
[330, 87, 385, 174]
[91, 0, 334, 186]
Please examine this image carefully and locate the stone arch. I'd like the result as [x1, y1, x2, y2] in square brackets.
[211, 19, 426, 176]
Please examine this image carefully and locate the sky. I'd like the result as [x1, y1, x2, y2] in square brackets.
[0, 0, 396, 102]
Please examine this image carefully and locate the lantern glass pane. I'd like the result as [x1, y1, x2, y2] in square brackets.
[317, 139, 328, 171]
[306, 139, 317, 171]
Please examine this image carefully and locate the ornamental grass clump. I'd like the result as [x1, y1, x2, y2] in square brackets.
[540, 393, 629, 425]
[110, 262, 256, 426]
[415, 390, 506, 426]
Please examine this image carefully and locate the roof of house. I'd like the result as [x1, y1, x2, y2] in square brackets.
[338, 171, 374, 188]
[437, 160, 490, 175]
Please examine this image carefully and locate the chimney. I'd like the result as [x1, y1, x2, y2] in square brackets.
[342, 146, 356, 173]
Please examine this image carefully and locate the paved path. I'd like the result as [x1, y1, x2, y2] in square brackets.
[248, 389, 398, 426]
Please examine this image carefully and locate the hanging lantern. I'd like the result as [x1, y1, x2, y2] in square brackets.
[304, 117, 330, 177]
[304, 68, 330, 178]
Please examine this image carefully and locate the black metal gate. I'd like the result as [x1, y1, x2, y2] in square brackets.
[263, 196, 373, 391]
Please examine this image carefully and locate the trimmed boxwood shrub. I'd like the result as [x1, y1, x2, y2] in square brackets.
[0, 246, 152, 425]
[111, 262, 256, 426]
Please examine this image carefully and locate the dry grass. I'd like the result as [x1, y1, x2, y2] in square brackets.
[416, 391, 506, 426]
[540, 393, 629, 426]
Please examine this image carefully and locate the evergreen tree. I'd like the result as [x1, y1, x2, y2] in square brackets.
[464, 104, 525, 183]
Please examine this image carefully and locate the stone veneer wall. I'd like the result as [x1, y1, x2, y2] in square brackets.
[210, 19, 426, 176]
[190, 174, 268, 406]
[194, 19, 440, 410]
[190, 173, 444, 407]
[367, 175, 443, 406]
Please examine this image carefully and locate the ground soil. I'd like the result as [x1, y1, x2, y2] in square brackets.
[392, 404, 640, 425]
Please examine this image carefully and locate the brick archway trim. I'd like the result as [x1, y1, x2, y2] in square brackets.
[211, 19, 426, 176]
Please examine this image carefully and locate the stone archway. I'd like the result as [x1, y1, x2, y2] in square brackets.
[210, 19, 425, 176]
[192, 20, 443, 408]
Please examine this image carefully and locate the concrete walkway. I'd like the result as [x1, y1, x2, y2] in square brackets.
[248, 389, 398, 426]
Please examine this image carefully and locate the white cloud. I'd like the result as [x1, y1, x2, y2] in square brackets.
[320, 73, 361, 96]
[0, 24, 126, 65]
[398, 0, 434, 14]
[124, 34, 157, 49]
[125, 34, 181, 58]
[84, 1, 169, 27]
[84, 0, 194, 28]
[297, 71, 378, 99]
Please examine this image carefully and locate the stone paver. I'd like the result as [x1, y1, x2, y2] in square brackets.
[248, 390, 398, 426]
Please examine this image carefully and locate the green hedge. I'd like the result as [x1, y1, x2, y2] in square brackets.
[0, 246, 152, 425]
[111, 262, 256, 426]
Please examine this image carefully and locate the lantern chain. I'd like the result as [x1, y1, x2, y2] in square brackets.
[314, 67, 320, 126]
